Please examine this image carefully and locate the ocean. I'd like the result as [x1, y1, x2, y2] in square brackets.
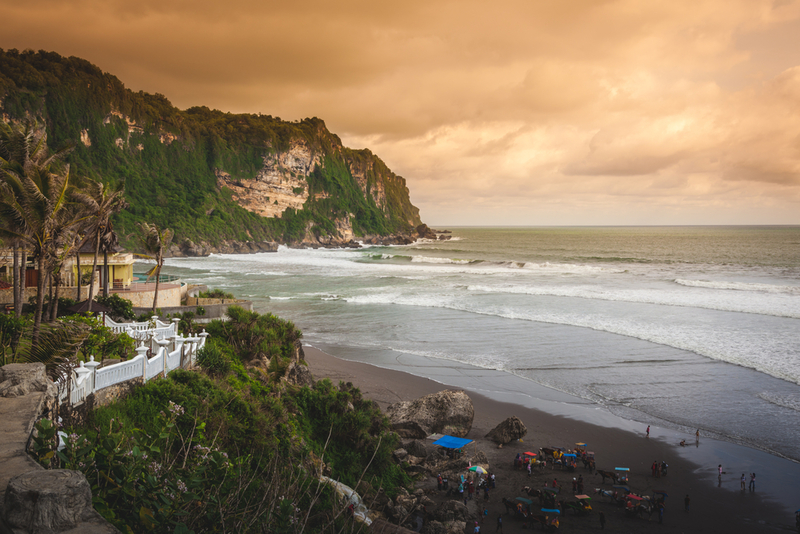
[163, 226, 800, 466]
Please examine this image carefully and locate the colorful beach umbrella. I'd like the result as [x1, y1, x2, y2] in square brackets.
[468, 466, 487, 474]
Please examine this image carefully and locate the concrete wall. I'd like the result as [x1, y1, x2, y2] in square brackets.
[117, 284, 182, 308]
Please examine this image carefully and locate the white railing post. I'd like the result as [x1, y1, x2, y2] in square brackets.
[136, 344, 149, 381]
[84, 355, 101, 395]
[73, 362, 92, 404]
[157, 338, 170, 375]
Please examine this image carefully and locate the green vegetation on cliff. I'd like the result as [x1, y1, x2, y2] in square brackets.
[0, 48, 422, 248]
[32, 308, 407, 533]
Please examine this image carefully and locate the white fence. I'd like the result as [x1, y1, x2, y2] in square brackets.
[59, 318, 209, 406]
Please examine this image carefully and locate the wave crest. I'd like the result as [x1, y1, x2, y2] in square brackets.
[675, 279, 800, 295]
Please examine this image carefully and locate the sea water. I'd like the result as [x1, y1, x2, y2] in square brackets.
[163, 226, 800, 464]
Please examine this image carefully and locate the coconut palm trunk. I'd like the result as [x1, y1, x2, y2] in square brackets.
[12, 244, 19, 314]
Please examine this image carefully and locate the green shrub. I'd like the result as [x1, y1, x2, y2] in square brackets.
[198, 288, 235, 300]
[94, 293, 136, 320]
[196, 340, 232, 376]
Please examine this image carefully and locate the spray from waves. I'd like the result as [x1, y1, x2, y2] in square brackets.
[467, 284, 800, 319]
[675, 279, 800, 295]
[341, 290, 800, 386]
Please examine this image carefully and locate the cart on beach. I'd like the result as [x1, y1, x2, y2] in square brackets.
[615, 467, 630, 484]
[541, 508, 561, 531]
[565, 494, 592, 516]
[514, 497, 534, 519]
[561, 453, 577, 471]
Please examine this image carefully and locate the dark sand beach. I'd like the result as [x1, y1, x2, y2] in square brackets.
[305, 346, 796, 533]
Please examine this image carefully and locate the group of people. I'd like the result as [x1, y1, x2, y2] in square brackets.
[438, 471, 496, 504]
[651, 460, 668, 478]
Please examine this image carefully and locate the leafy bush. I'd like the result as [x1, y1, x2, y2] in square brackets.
[94, 293, 136, 320]
[196, 339, 232, 376]
[198, 288, 235, 300]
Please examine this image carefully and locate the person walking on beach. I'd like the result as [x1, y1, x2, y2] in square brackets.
[749, 473, 756, 491]
[482, 507, 488, 524]
[496, 514, 503, 533]
[696, 429, 700, 444]
[474, 520, 480, 533]
[599, 511, 605, 530]
[718, 464, 723, 477]
[741, 473, 746, 490]
[437, 474, 443, 491]
[658, 502, 665, 524]
[646, 425, 650, 437]
[684, 494, 690, 511]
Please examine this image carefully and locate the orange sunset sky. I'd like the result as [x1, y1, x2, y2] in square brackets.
[2, 0, 800, 225]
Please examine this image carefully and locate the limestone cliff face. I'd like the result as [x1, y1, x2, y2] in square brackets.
[0, 49, 426, 249]
[216, 139, 318, 218]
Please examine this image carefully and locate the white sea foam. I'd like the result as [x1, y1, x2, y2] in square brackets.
[466, 283, 800, 319]
[410, 256, 473, 265]
[675, 279, 800, 295]
[332, 287, 800, 386]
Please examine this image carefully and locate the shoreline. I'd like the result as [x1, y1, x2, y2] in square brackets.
[305, 345, 798, 532]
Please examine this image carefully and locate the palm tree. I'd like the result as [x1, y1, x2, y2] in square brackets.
[71, 179, 128, 311]
[0, 120, 47, 316]
[0, 120, 75, 345]
[137, 222, 173, 313]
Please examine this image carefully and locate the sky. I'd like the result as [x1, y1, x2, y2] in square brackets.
[2, 0, 800, 226]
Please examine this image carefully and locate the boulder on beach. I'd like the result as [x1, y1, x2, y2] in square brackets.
[485, 415, 527, 444]
[386, 390, 474, 439]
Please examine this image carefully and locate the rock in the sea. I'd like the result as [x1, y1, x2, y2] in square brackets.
[0, 363, 57, 398]
[386, 390, 474, 439]
[485, 415, 527, 444]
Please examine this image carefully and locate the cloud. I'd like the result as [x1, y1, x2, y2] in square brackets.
[2, 0, 800, 223]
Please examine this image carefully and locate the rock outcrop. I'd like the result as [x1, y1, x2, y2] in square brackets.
[0, 363, 56, 399]
[386, 390, 474, 439]
[485, 416, 527, 445]
[4, 470, 118, 533]
[283, 361, 314, 387]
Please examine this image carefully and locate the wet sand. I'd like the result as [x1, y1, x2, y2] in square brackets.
[305, 346, 797, 533]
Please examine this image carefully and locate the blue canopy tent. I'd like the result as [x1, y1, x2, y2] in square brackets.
[432, 435, 474, 460]
[432, 436, 473, 449]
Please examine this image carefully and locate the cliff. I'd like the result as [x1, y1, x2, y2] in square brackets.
[0, 49, 424, 251]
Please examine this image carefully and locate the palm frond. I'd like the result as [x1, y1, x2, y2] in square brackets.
[17, 321, 92, 380]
